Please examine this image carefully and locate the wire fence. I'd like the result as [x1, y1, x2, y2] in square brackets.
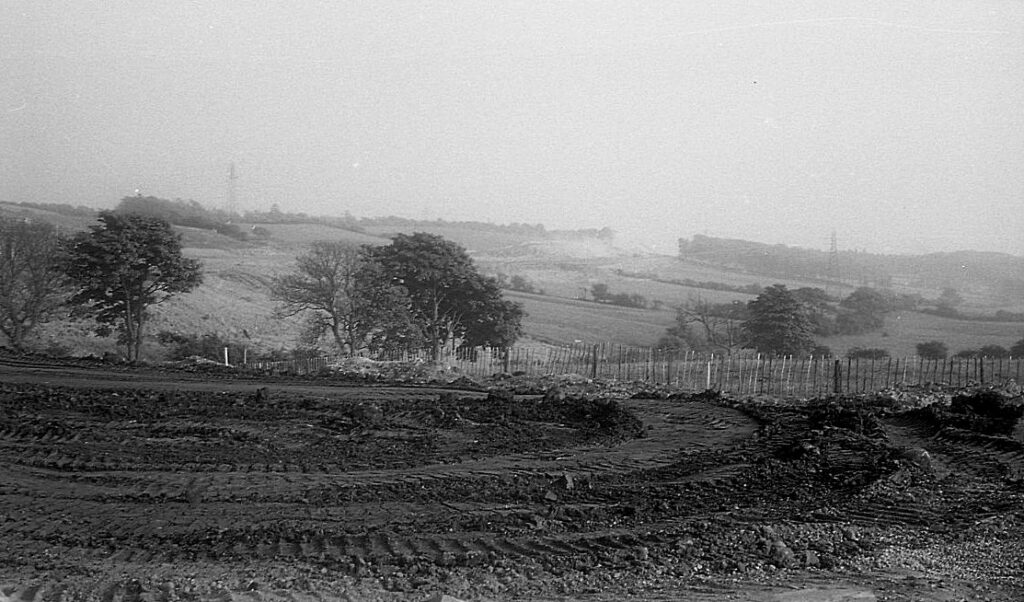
[242, 343, 1024, 397]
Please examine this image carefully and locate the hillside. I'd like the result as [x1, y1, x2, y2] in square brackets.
[5, 201, 1023, 359]
[679, 234, 1024, 312]
[506, 291, 674, 347]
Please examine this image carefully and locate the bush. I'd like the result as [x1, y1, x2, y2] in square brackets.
[979, 344, 1009, 358]
[250, 226, 271, 239]
[1012, 338, 1024, 358]
[655, 335, 686, 350]
[846, 347, 889, 359]
[214, 222, 248, 240]
[916, 340, 948, 360]
[158, 331, 245, 364]
[810, 344, 833, 357]
[948, 390, 1024, 435]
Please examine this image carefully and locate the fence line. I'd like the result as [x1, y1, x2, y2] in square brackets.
[241, 343, 1024, 396]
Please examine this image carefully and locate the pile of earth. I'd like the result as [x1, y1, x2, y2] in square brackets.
[0, 381, 641, 471]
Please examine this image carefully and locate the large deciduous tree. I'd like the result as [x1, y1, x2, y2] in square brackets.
[837, 286, 889, 335]
[367, 232, 524, 360]
[0, 217, 69, 350]
[65, 211, 202, 360]
[661, 299, 747, 353]
[456, 275, 525, 349]
[742, 284, 815, 356]
[791, 287, 838, 336]
[270, 240, 419, 354]
[916, 340, 948, 359]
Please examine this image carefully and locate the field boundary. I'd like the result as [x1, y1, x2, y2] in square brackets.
[243, 344, 1024, 396]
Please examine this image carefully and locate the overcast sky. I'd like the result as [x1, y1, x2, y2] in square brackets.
[2, 1, 1022, 255]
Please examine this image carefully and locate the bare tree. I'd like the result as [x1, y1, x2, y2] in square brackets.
[271, 241, 362, 353]
[669, 298, 746, 353]
[271, 241, 417, 354]
[0, 217, 69, 351]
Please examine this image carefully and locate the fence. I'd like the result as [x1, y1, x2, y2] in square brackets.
[242, 343, 1024, 397]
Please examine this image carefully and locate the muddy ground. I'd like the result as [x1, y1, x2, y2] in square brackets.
[1, 354, 1023, 601]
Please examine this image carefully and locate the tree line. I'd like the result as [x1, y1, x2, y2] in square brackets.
[658, 283, 1024, 360]
[589, 283, 656, 309]
[0, 204, 524, 362]
[678, 234, 1024, 305]
[0, 211, 201, 360]
[659, 285, 896, 355]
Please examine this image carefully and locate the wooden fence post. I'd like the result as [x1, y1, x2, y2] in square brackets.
[724, 355, 732, 393]
[833, 359, 842, 395]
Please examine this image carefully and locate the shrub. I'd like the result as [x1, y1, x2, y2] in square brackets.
[158, 331, 245, 364]
[948, 390, 1024, 435]
[916, 340, 948, 359]
[214, 223, 248, 240]
[810, 344, 833, 357]
[954, 346, 1011, 359]
[250, 226, 271, 239]
[1011, 338, 1024, 357]
[979, 344, 1009, 358]
[846, 347, 889, 359]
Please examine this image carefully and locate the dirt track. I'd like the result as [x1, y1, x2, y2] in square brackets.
[1, 356, 1023, 601]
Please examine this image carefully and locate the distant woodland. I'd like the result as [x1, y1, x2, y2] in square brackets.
[3, 199, 613, 242]
[678, 235, 1024, 303]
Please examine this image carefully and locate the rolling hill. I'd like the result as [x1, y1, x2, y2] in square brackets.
[3, 201, 1022, 360]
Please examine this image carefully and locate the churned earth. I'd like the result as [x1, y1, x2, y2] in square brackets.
[0, 354, 1022, 601]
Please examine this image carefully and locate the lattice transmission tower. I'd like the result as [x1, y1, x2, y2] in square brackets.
[825, 230, 840, 296]
[225, 162, 239, 215]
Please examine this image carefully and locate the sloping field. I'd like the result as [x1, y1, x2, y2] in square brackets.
[822, 310, 1024, 358]
[0, 202, 96, 232]
[607, 254, 842, 294]
[507, 291, 675, 347]
[252, 223, 389, 248]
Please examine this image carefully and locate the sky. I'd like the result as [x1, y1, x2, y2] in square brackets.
[2, 1, 1023, 256]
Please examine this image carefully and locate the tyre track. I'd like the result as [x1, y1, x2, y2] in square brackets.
[1, 395, 758, 566]
[886, 414, 1024, 481]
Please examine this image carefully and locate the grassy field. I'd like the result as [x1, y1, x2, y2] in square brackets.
[480, 256, 765, 308]
[511, 290, 1024, 357]
[507, 291, 675, 347]
[821, 311, 1024, 358]
[608, 254, 845, 293]
[251, 223, 388, 248]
